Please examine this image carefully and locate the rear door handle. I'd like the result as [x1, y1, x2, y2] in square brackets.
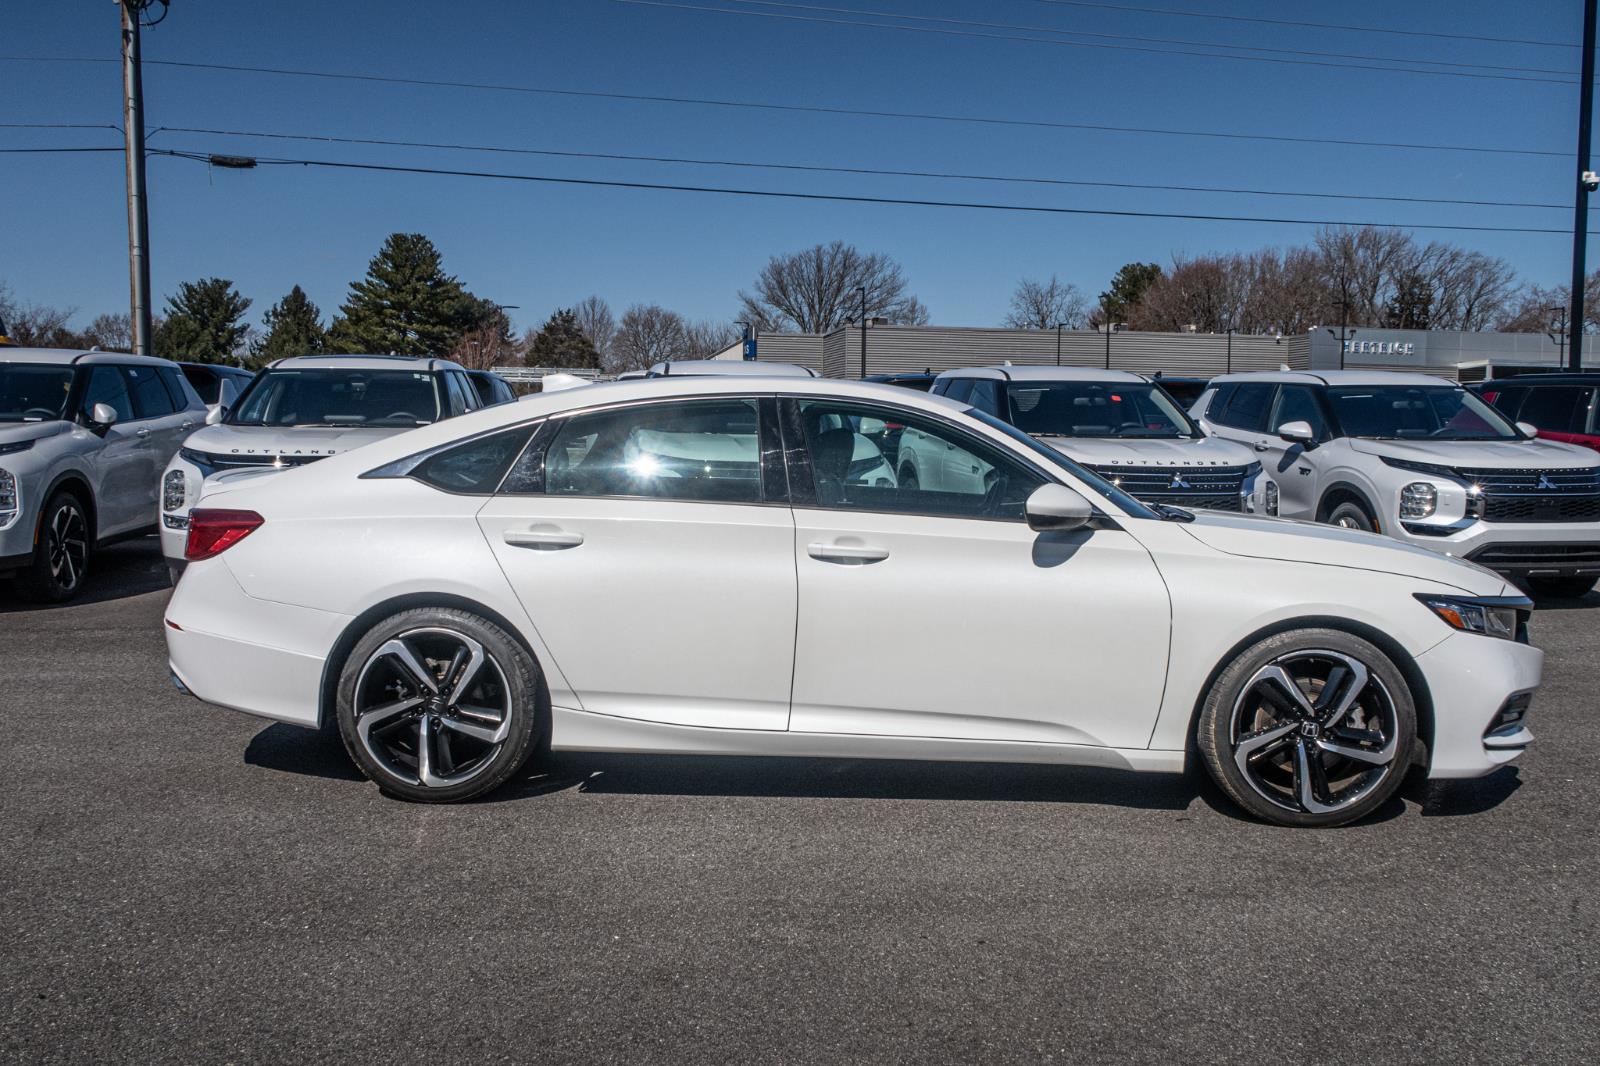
[807, 541, 890, 564]
[503, 529, 584, 550]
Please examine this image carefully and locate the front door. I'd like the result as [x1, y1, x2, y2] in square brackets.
[476, 396, 797, 731]
[1262, 384, 1326, 519]
[782, 397, 1172, 749]
[77, 366, 149, 536]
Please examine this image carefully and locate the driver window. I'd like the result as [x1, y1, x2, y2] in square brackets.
[796, 400, 1043, 520]
[81, 366, 134, 423]
[1269, 386, 1326, 438]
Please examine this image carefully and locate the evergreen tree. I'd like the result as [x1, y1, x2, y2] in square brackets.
[328, 233, 478, 354]
[526, 308, 602, 368]
[255, 285, 327, 365]
[1097, 262, 1163, 326]
[154, 277, 252, 362]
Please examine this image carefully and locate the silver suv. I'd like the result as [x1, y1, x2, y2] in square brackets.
[924, 367, 1275, 514]
[1, 347, 206, 601]
[1192, 370, 1600, 597]
[160, 354, 483, 580]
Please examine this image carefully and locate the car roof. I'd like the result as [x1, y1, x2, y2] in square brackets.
[1208, 369, 1459, 388]
[646, 359, 819, 378]
[180, 361, 254, 376]
[267, 354, 465, 372]
[937, 365, 1149, 384]
[1475, 373, 1600, 386]
[0, 346, 176, 368]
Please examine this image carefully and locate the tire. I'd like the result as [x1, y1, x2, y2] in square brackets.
[898, 465, 919, 491]
[13, 491, 91, 603]
[1325, 500, 1378, 534]
[1197, 628, 1416, 828]
[1526, 574, 1598, 599]
[335, 607, 546, 803]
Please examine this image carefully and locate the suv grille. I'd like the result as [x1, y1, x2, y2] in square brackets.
[1453, 466, 1600, 524]
[1087, 464, 1249, 512]
[1468, 543, 1600, 574]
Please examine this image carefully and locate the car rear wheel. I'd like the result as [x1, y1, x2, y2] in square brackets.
[13, 491, 91, 603]
[335, 607, 545, 803]
[1197, 628, 1416, 828]
[1525, 575, 1597, 600]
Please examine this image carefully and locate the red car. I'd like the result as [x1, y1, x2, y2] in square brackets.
[1474, 375, 1600, 452]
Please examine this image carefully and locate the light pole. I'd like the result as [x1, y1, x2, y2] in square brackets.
[1103, 322, 1115, 369]
[1055, 321, 1068, 366]
[121, 1, 154, 355]
[1570, 0, 1597, 371]
[857, 285, 868, 378]
[1546, 305, 1568, 367]
[1326, 326, 1357, 368]
[1224, 326, 1236, 374]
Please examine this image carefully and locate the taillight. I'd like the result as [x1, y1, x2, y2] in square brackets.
[184, 508, 264, 560]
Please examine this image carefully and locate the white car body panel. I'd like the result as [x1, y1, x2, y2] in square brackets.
[164, 376, 1540, 789]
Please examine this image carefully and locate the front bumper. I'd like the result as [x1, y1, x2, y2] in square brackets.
[1389, 517, 1600, 577]
[1415, 629, 1541, 778]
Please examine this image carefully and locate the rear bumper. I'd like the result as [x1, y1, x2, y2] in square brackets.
[164, 558, 350, 728]
[1414, 631, 1541, 779]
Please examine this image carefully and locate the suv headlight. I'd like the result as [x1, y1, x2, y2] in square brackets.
[1399, 482, 1437, 519]
[0, 468, 17, 527]
[163, 468, 187, 513]
[1380, 455, 1462, 480]
[1416, 594, 1529, 641]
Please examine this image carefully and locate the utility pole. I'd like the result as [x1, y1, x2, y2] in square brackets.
[1103, 322, 1114, 369]
[857, 285, 868, 378]
[120, 1, 153, 355]
[1570, 0, 1597, 371]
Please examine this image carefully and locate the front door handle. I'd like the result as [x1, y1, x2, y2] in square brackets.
[503, 528, 584, 550]
[807, 541, 890, 564]
[1253, 440, 1270, 451]
[137, 428, 152, 439]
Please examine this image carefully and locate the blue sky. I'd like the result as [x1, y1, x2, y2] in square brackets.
[1, 1, 1593, 336]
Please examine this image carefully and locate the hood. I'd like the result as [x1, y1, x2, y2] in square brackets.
[1180, 511, 1510, 596]
[0, 420, 72, 449]
[1349, 436, 1598, 470]
[182, 422, 405, 460]
[1041, 433, 1256, 468]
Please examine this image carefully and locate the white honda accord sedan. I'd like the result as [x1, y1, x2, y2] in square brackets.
[164, 376, 1539, 826]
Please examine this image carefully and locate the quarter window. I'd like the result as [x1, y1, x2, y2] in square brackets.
[542, 399, 763, 503]
[1216, 383, 1273, 431]
[794, 399, 1044, 520]
[124, 365, 176, 418]
[411, 426, 534, 494]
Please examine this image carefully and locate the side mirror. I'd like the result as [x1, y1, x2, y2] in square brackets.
[1025, 483, 1093, 532]
[1516, 421, 1539, 439]
[90, 402, 119, 428]
[205, 404, 227, 426]
[1277, 420, 1316, 446]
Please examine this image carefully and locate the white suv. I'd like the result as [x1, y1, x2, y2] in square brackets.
[921, 367, 1275, 514]
[1193, 370, 1600, 597]
[1, 347, 206, 601]
[160, 354, 482, 581]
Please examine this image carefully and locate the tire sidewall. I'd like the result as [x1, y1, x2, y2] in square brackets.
[335, 607, 544, 803]
[1326, 500, 1377, 533]
[16, 491, 90, 603]
[1198, 627, 1417, 828]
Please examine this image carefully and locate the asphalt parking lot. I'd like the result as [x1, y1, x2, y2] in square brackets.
[3, 538, 1597, 1064]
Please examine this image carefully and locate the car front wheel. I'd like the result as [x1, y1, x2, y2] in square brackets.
[13, 491, 91, 603]
[1197, 628, 1416, 827]
[335, 607, 545, 803]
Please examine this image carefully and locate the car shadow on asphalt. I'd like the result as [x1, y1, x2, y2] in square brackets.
[0, 536, 169, 614]
[245, 723, 364, 782]
[1406, 767, 1522, 817]
[1527, 590, 1600, 612]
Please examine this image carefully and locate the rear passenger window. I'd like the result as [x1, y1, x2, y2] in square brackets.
[541, 399, 763, 503]
[943, 378, 975, 404]
[124, 365, 176, 418]
[411, 426, 534, 494]
[81, 366, 134, 423]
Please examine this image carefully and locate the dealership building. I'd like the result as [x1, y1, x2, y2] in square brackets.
[713, 323, 1568, 381]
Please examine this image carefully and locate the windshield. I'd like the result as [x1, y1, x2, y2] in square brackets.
[227, 369, 441, 428]
[0, 363, 75, 422]
[1326, 385, 1518, 441]
[1006, 381, 1198, 439]
[963, 407, 1160, 519]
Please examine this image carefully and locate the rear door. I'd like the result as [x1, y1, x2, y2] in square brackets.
[476, 395, 798, 731]
[121, 364, 189, 514]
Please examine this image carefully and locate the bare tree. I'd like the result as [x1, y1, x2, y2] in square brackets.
[613, 304, 689, 371]
[84, 312, 133, 351]
[0, 282, 81, 346]
[738, 241, 929, 333]
[681, 318, 740, 358]
[449, 307, 519, 369]
[573, 295, 617, 363]
[1003, 275, 1088, 329]
[1127, 255, 1240, 333]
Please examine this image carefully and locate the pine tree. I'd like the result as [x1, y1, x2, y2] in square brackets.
[255, 285, 327, 365]
[154, 278, 252, 363]
[526, 308, 602, 368]
[328, 233, 478, 355]
[1097, 262, 1163, 326]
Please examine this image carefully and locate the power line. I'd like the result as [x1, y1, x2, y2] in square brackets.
[148, 147, 1600, 236]
[614, 0, 1575, 84]
[0, 55, 1565, 158]
[0, 122, 120, 131]
[1021, 0, 1575, 50]
[153, 124, 1576, 211]
[711, 0, 1580, 79]
[0, 146, 122, 154]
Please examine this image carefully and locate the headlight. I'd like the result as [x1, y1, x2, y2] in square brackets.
[1399, 482, 1437, 519]
[1381, 455, 1460, 479]
[163, 468, 187, 512]
[0, 439, 34, 457]
[178, 447, 217, 473]
[1415, 594, 1529, 641]
[1264, 480, 1279, 516]
[0, 467, 16, 527]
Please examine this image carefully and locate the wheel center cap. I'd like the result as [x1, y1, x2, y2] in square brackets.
[1299, 720, 1320, 738]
